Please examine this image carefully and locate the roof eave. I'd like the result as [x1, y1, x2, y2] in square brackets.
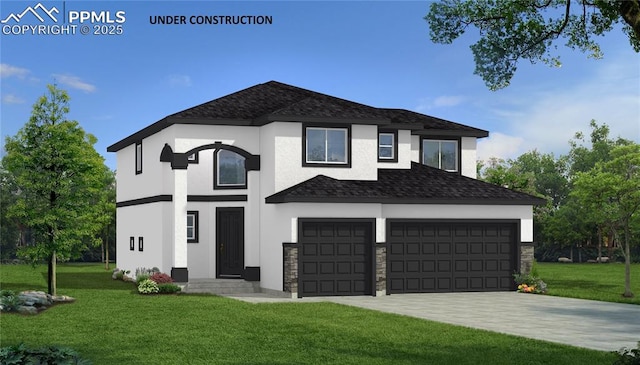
[412, 129, 489, 138]
[265, 196, 545, 205]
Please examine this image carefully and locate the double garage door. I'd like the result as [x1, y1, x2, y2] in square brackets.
[299, 219, 517, 297]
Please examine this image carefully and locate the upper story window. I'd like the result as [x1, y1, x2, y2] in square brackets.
[303, 126, 350, 167]
[135, 141, 142, 174]
[187, 211, 199, 243]
[378, 131, 397, 162]
[215, 149, 246, 189]
[422, 139, 458, 172]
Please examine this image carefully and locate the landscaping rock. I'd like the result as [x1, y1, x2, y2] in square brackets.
[17, 305, 38, 315]
[52, 295, 76, 303]
[597, 256, 610, 263]
[1, 291, 77, 315]
[18, 291, 53, 307]
[558, 257, 573, 263]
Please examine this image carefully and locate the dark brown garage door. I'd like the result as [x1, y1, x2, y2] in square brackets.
[299, 220, 374, 297]
[387, 221, 517, 294]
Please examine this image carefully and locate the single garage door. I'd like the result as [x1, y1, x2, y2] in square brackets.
[387, 221, 517, 294]
[299, 220, 374, 297]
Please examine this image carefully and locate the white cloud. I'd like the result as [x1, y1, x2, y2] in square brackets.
[167, 74, 192, 87]
[415, 95, 464, 112]
[2, 94, 25, 104]
[52, 74, 96, 93]
[0, 63, 29, 78]
[433, 95, 464, 107]
[477, 132, 527, 162]
[478, 52, 639, 160]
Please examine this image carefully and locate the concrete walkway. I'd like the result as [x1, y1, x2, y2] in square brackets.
[224, 292, 640, 352]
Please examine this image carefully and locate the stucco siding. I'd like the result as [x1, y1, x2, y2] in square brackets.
[461, 137, 478, 178]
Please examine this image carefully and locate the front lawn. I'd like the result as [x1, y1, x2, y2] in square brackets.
[537, 262, 640, 305]
[1, 264, 615, 364]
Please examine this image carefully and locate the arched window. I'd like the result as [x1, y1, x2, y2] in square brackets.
[214, 149, 246, 189]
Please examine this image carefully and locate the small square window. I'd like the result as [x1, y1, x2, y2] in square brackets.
[187, 211, 199, 243]
[378, 131, 397, 162]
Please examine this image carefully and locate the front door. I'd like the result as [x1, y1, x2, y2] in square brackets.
[216, 207, 244, 278]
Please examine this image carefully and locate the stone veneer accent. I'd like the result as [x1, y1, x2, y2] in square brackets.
[376, 244, 386, 295]
[283, 244, 298, 295]
[520, 244, 535, 274]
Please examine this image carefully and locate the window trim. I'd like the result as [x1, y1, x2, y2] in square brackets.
[187, 152, 199, 164]
[129, 236, 135, 251]
[138, 237, 144, 252]
[302, 124, 352, 168]
[213, 149, 248, 190]
[420, 137, 461, 173]
[187, 211, 199, 243]
[135, 141, 142, 175]
[378, 130, 398, 163]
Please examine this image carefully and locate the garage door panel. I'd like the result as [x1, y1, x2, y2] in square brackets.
[422, 242, 435, 254]
[319, 262, 334, 274]
[388, 221, 516, 294]
[437, 242, 451, 254]
[389, 242, 404, 255]
[406, 260, 420, 272]
[437, 260, 451, 272]
[470, 242, 483, 254]
[455, 242, 468, 254]
[454, 260, 468, 272]
[422, 260, 435, 272]
[300, 221, 373, 297]
[302, 262, 317, 275]
[390, 260, 404, 273]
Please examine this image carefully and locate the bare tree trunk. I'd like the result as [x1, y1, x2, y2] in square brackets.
[623, 225, 634, 298]
[48, 250, 57, 296]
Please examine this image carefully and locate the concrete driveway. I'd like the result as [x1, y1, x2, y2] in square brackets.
[227, 292, 640, 352]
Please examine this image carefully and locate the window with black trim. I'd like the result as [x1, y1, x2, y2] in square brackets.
[214, 149, 247, 189]
[187, 211, 199, 243]
[378, 130, 397, 162]
[422, 139, 458, 172]
[138, 237, 144, 252]
[303, 126, 350, 166]
[135, 141, 142, 174]
[129, 237, 135, 251]
[188, 152, 199, 164]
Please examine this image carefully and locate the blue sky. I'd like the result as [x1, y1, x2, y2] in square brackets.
[1, 1, 638, 170]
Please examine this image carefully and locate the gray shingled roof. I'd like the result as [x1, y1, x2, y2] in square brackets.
[265, 162, 546, 205]
[107, 81, 488, 152]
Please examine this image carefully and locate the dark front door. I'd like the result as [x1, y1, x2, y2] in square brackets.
[216, 207, 244, 278]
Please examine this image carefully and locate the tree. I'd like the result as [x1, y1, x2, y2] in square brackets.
[426, 0, 640, 90]
[3, 84, 110, 295]
[572, 144, 640, 298]
[0, 165, 20, 260]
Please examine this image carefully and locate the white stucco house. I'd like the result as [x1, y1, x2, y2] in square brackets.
[107, 81, 543, 297]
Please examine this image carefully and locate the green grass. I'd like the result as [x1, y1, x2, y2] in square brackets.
[1, 264, 615, 364]
[537, 262, 640, 305]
